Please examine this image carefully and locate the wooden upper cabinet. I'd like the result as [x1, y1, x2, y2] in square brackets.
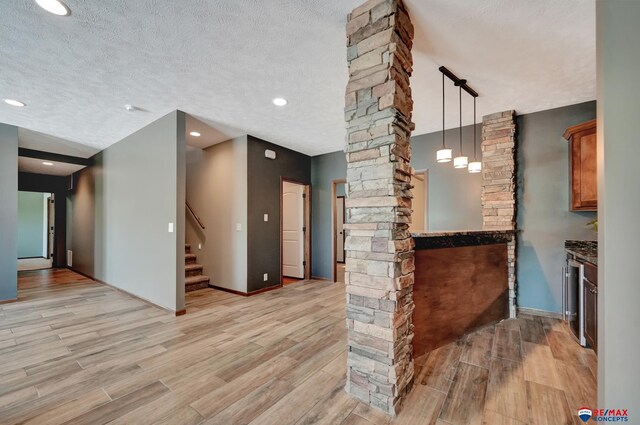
[564, 119, 598, 211]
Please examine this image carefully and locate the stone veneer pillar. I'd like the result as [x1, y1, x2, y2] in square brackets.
[343, 0, 415, 415]
[481, 110, 517, 317]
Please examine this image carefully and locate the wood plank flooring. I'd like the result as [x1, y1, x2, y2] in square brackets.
[0, 269, 597, 424]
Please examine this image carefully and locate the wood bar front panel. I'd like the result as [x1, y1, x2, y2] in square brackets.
[413, 244, 509, 357]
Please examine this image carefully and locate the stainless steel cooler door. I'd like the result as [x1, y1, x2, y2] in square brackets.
[566, 260, 586, 346]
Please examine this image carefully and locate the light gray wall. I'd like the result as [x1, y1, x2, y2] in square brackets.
[0, 123, 18, 301]
[68, 111, 184, 311]
[597, 0, 640, 408]
[411, 124, 483, 231]
[311, 151, 346, 279]
[100, 111, 182, 310]
[185, 136, 248, 293]
[17, 191, 46, 258]
[516, 102, 597, 313]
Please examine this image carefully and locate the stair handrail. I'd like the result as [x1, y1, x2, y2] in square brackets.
[186, 201, 206, 230]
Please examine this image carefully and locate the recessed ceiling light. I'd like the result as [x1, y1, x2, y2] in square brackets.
[4, 99, 26, 107]
[272, 98, 288, 106]
[35, 0, 70, 16]
[42, 161, 54, 166]
[190, 132, 201, 137]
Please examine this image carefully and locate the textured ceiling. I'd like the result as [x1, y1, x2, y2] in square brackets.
[18, 128, 99, 157]
[0, 0, 595, 156]
[184, 114, 243, 149]
[18, 156, 86, 176]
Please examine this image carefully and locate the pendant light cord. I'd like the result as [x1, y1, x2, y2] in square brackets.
[459, 85, 463, 155]
[442, 72, 445, 149]
[473, 96, 477, 161]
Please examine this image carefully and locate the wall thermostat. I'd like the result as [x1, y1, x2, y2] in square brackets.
[265, 149, 276, 160]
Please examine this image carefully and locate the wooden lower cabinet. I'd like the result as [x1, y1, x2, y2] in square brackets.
[583, 267, 598, 353]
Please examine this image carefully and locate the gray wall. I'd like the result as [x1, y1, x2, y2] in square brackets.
[69, 111, 184, 311]
[247, 136, 311, 292]
[67, 165, 95, 277]
[0, 123, 18, 301]
[411, 124, 483, 231]
[185, 136, 248, 293]
[17, 191, 46, 258]
[69, 166, 96, 276]
[311, 151, 346, 279]
[597, 0, 640, 408]
[516, 102, 597, 313]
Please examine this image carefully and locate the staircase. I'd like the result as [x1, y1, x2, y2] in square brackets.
[185, 244, 210, 292]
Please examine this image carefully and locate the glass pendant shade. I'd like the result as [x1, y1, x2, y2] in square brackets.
[468, 161, 482, 173]
[437, 148, 453, 163]
[454, 155, 468, 169]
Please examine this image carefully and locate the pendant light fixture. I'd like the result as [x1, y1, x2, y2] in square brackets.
[453, 81, 468, 169]
[468, 96, 482, 173]
[436, 72, 452, 163]
[437, 66, 479, 169]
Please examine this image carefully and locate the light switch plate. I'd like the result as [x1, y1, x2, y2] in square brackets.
[263, 273, 268, 281]
[168, 222, 174, 233]
[236, 223, 242, 231]
[264, 214, 269, 222]
[198, 243, 202, 250]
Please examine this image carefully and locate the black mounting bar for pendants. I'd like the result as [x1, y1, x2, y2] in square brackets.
[439, 66, 478, 98]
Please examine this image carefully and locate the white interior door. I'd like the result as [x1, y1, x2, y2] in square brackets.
[336, 197, 345, 263]
[282, 182, 304, 278]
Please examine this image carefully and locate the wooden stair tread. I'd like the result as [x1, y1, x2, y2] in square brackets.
[185, 254, 197, 260]
[185, 264, 203, 271]
[185, 275, 210, 285]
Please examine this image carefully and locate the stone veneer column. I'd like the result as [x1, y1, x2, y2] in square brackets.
[481, 110, 517, 317]
[343, 0, 415, 415]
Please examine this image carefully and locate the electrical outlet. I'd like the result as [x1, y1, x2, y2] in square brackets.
[236, 223, 242, 231]
[263, 273, 268, 281]
[263, 214, 269, 222]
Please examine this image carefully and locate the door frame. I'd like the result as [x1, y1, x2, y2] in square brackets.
[331, 179, 347, 283]
[46, 194, 55, 260]
[413, 169, 429, 233]
[280, 177, 311, 285]
[336, 196, 346, 263]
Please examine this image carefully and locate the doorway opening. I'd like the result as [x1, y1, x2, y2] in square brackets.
[17, 191, 54, 271]
[410, 170, 428, 234]
[332, 179, 347, 283]
[281, 179, 310, 285]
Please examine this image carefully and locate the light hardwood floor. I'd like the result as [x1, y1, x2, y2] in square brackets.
[0, 269, 596, 424]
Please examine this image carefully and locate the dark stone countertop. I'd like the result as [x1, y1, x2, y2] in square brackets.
[411, 230, 517, 250]
[565, 240, 598, 265]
